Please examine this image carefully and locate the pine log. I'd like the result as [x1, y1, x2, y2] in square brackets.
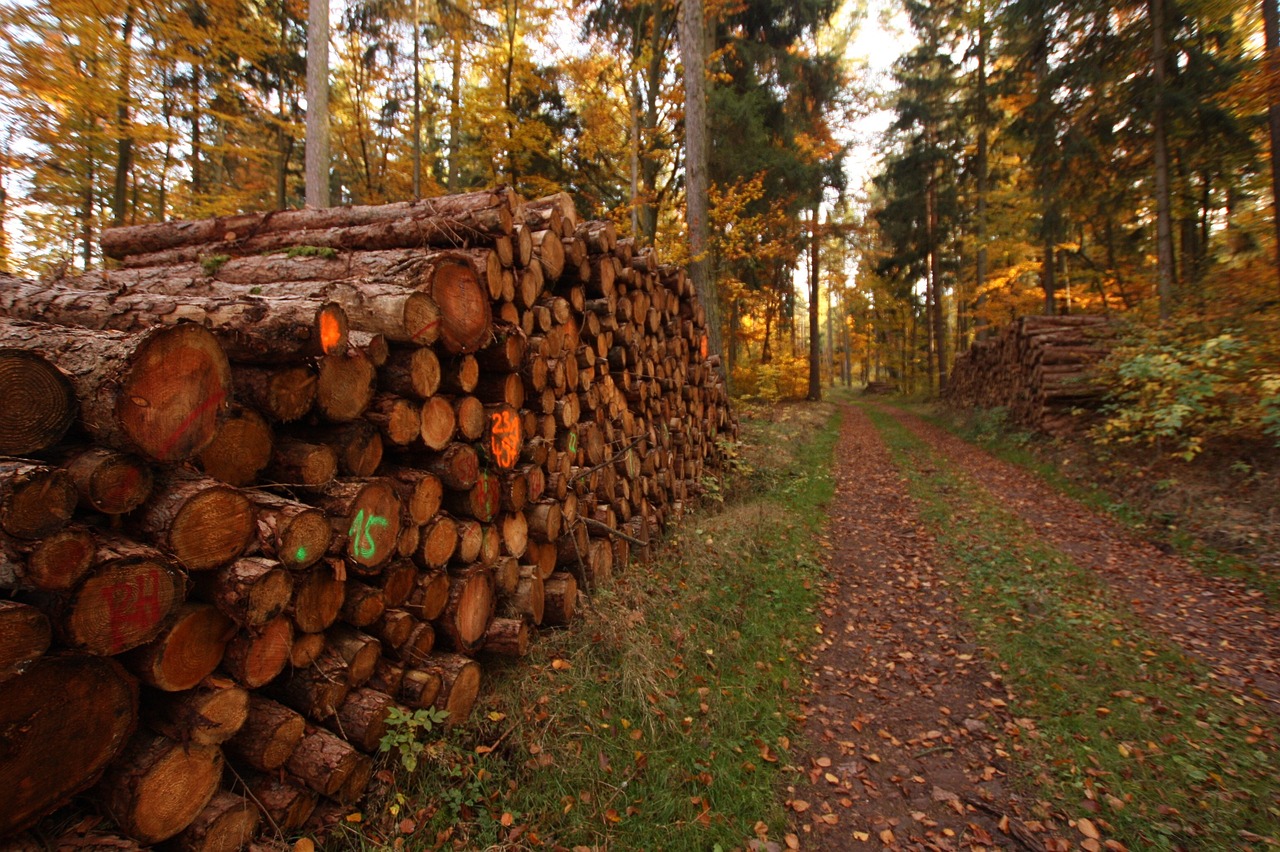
[383, 466, 443, 525]
[0, 461, 77, 540]
[325, 624, 383, 685]
[491, 554, 520, 596]
[313, 478, 402, 572]
[483, 402, 523, 472]
[315, 348, 376, 422]
[95, 732, 223, 844]
[235, 771, 317, 832]
[377, 560, 419, 608]
[220, 614, 294, 688]
[266, 437, 338, 486]
[101, 190, 514, 258]
[133, 470, 256, 571]
[370, 607, 416, 649]
[285, 725, 374, 804]
[195, 556, 294, 628]
[325, 687, 397, 753]
[455, 518, 484, 564]
[396, 667, 442, 709]
[0, 599, 51, 681]
[542, 572, 578, 626]
[447, 397, 483, 444]
[290, 558, 346, 634]
[367, 393, 422, 446]
[367, 658, 406, 697]
[170, 790, 260, 852]
[388, 619, 436, 667]
[247, 492, 332, 571]
[0, 525, 93, 593]
[0, 347, 76, 456]
[312, 420, 384, 478]
[123, 602, 236, 691]
[505, 567, 545, 625]
[339, 580, 387, 628]
[527, 501, 563, 543]
[415, 514, 458, 570]
[433, 564, 494, 654]
[49, 535, 186, 656]
[0, 318, 232, 462]
[267, 651, 352, 720]
[59, 447, 153, 516]
[481, 616, 531, 656]
[406, 570, 450, 622]
[232, 364, 317, 422]
[144, 676, 249, 746]
[289, 630, 326, 668]
[0, 654, 138, 836]
[443, 470, 501, 523]
[380, 345, 441, 399]
[418, 653, 482, 725]
[194, 405, 274, 487]
[226, 694, 306, 772]
[0, 276, 350, 362]
[441, 353, 481, 394]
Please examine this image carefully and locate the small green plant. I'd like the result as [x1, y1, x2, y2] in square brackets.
[379, 706, 448, 773]
[284, 245, 338, 259]
[200, 254, 231, 275]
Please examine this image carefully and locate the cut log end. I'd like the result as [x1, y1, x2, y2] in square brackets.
[114, 324, 232, 463]
[430, 258, 492, 354]
[0, 349, 77, 456]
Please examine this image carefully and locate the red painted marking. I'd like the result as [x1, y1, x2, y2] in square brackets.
[157, 388, 227, 460]
[103, 568, 164, 653]
[410, 318, 441, 341]
[320, 310, 344, 354]
[473, 474, 499, 521]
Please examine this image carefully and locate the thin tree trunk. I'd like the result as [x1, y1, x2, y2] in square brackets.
[807, 207, 821, 401]
[412, 0, 422, 199]
[974, 4, 990, 338]
[306, 0, 331, 208]
[448, 32, 463, 191]
[1264, 0, 1280, 291]
[678, 0, 720, 358]
[112, 6, 135, 227]
[1149, 0, 1174, 319]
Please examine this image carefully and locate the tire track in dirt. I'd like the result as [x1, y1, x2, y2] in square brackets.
[789, 404, 1065, 851]
[887, 406, 1280, 711]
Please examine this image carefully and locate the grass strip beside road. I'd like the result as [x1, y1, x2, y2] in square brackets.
[342, 405, 839, 851]
[866, 405, 1280, 851]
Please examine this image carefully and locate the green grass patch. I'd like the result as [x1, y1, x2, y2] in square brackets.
[920, 404, 1280, 604]
[865, 405, 1280, 850]
[348, 405, 839, 851]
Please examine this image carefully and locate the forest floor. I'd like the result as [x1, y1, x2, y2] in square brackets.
[788, 401, 1280, 851]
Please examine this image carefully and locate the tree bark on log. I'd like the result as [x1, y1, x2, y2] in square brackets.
[418, 652, 481, 725]
[122, 602, 235, 691]
[0, 277, 349, 363]
[0, 319, 232, 463]
[235, 771, 316, 832]
[220, 614, 294, 688]
[0, 461, 77, 540]
[194, 556, 294, 628]
[0, 654, 138, 836]
[290, 558, 346, 634]
[144, 675, 249, 746]
[0, 599, 51, 681]
[95, 732, 223, 844]
[226, 694, 306, 771]
[61, 448, 154, 516]
[169, 790, 260, 852]
[196, 405, 274, 488]
[324, 687, 397, 753]
[133, 470, 256, 571]
[247, 492, 332, 571]
[100, 190, 515, 258]
[285, 725, 373, 804]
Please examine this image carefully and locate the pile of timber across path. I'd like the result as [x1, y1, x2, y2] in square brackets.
[945, 315, 1116, 436]
[0, 186, 735, 849]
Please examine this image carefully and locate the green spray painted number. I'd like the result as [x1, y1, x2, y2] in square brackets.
[294, 546, 308, 563]
[348, 510, 389, 561]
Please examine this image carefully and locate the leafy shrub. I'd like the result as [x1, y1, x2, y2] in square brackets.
[1093, 324, 1280, 459]
[730, 352, 810, 403]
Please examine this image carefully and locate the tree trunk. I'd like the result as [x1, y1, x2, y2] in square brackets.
[122, 602, 234, 691]
[171, 790, 260, 852]
[1264, 0, 1280, 291]
[95, 732, 223, 844]
[144, 675, 249, 746]
[0, 348, 77, 456]
[807, 207, 822, 401]
[678, 0, 720, 359]
[305, 0, 330, 208]
[133, 470, 256, 572]
[1149, 0, 1175, 319]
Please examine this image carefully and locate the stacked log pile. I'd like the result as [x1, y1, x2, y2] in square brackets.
[0, 187, 734, 848]
[945, 315, 1115, 436]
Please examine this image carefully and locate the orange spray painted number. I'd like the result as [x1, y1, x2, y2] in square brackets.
[489, 410, 520, 469]
[348, 510, 389, 561]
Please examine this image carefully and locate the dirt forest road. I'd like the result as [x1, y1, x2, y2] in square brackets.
[787, 402, 1280, 851]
